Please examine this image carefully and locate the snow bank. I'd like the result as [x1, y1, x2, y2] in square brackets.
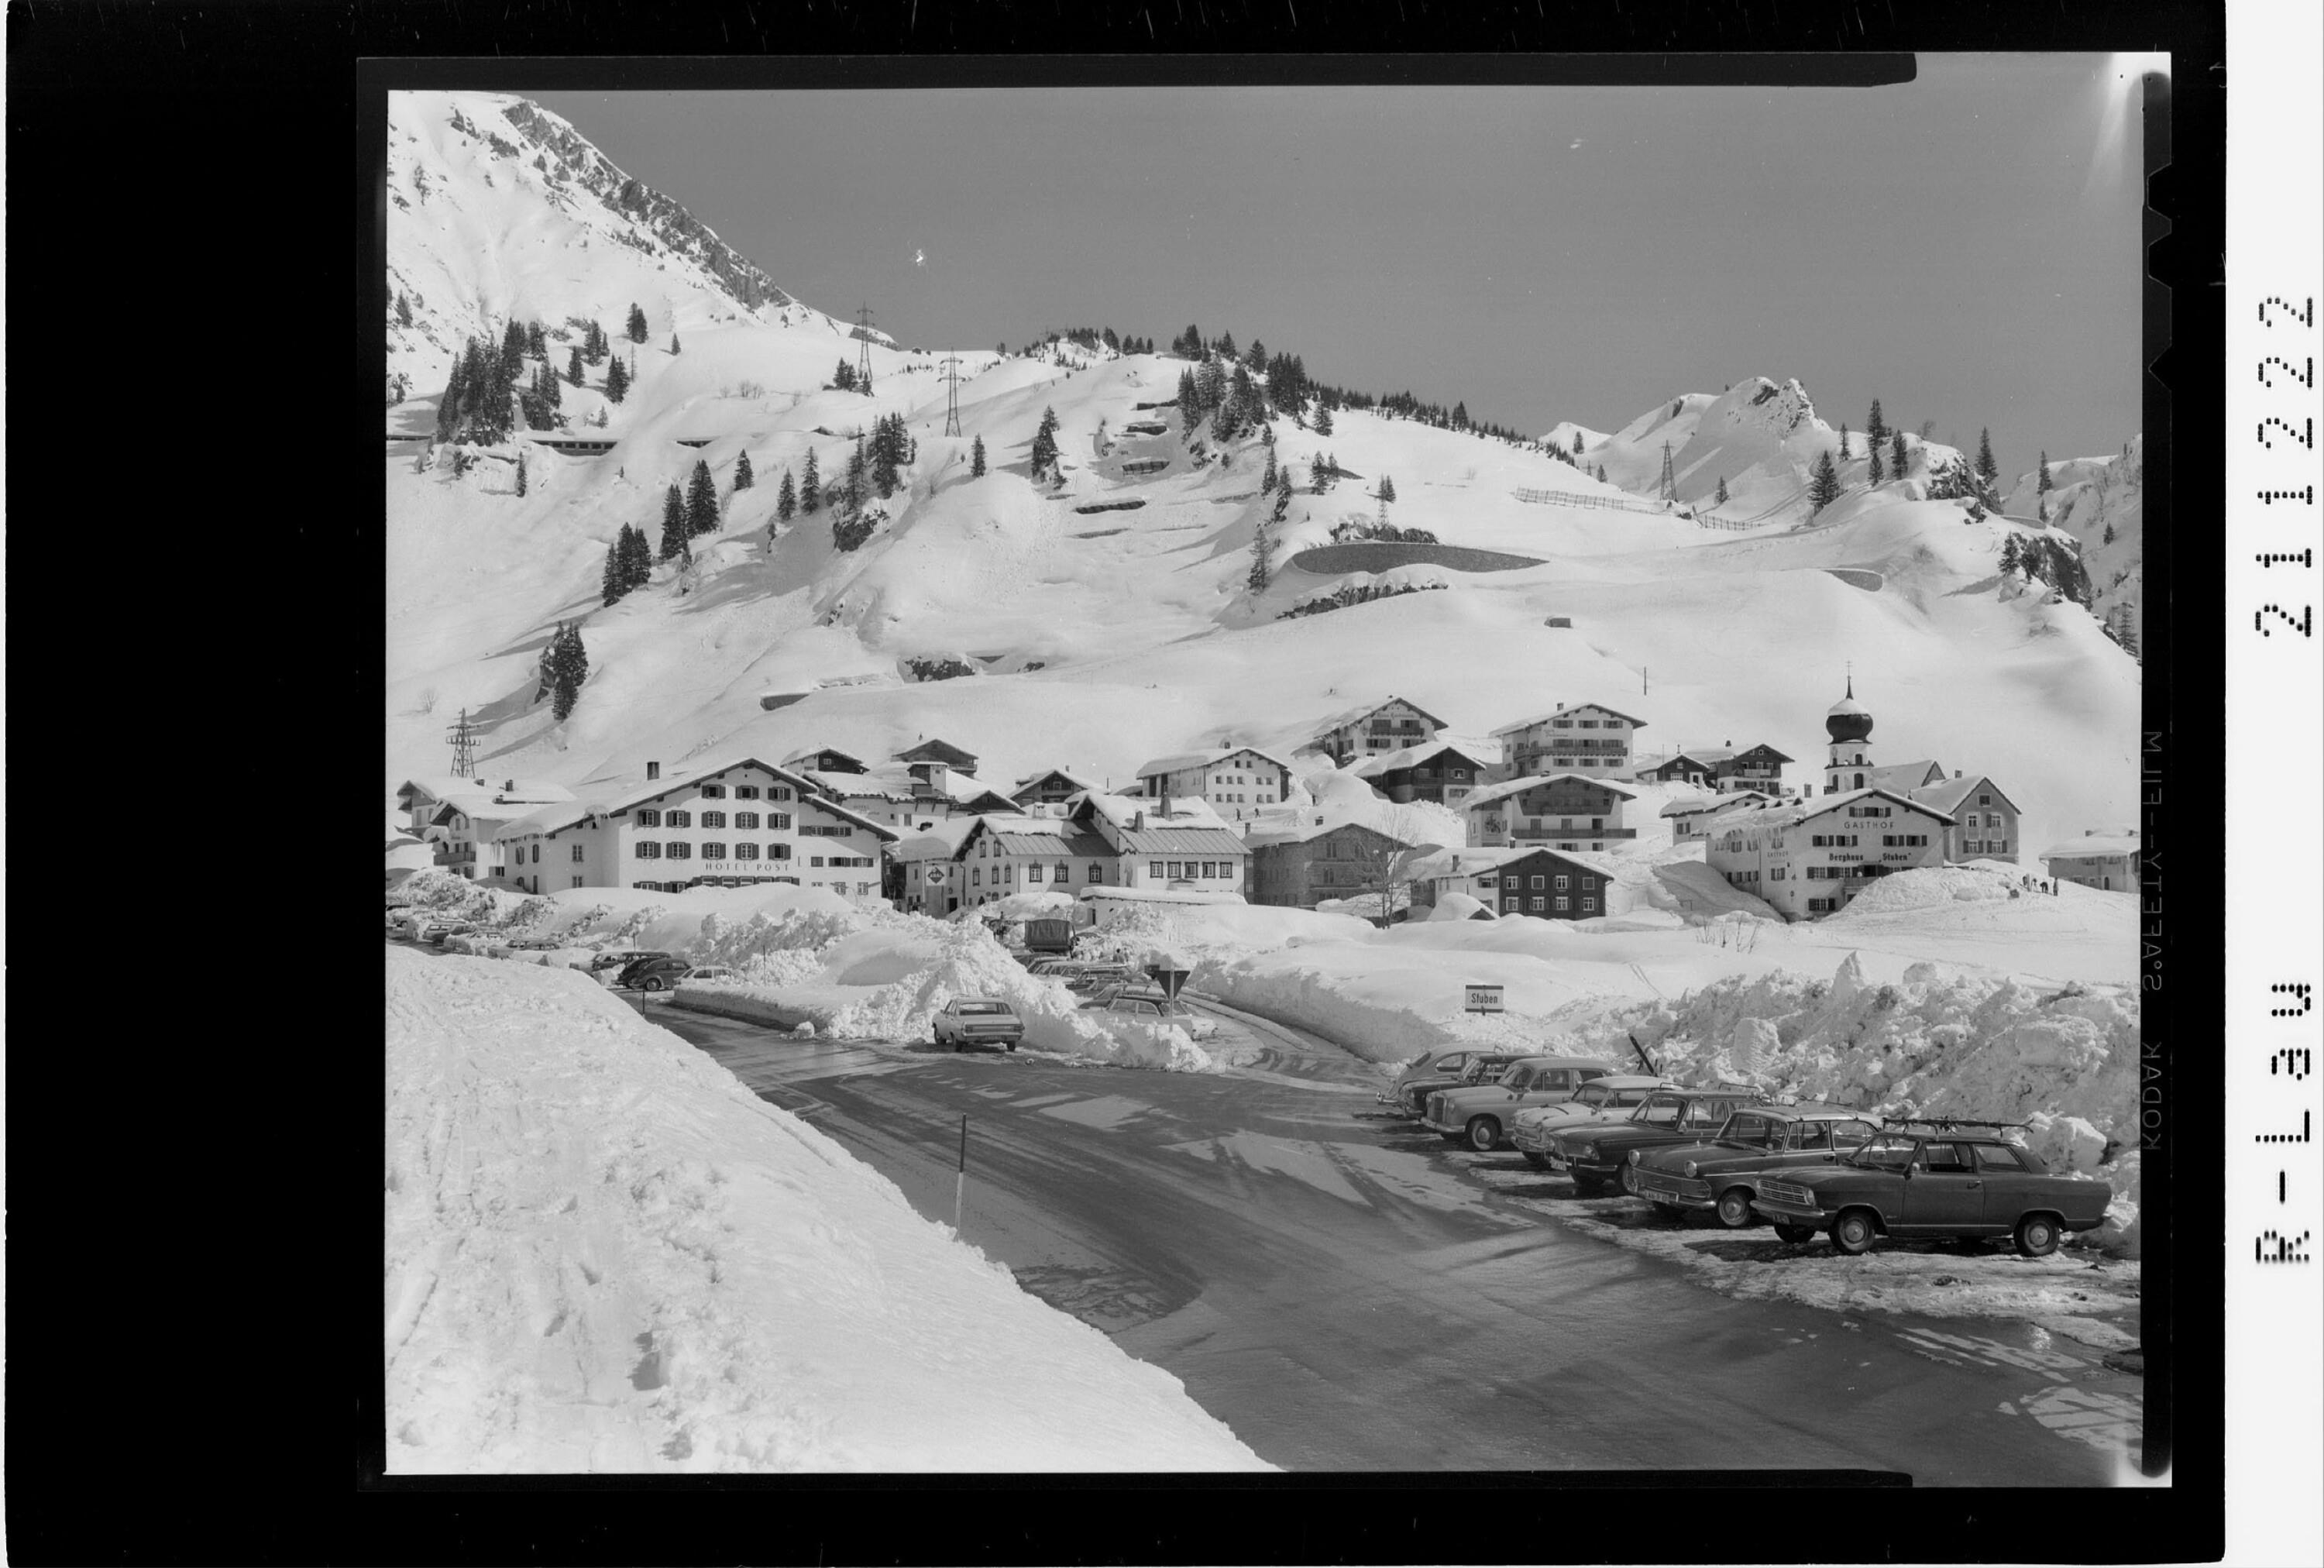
[1566, 951, 2140, 1254]
[384, 947, 1270, 1472]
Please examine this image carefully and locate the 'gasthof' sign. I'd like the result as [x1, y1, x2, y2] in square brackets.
[1464, 983, 1505, 1013]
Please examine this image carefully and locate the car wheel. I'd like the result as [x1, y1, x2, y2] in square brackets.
[1773, 1222, 1819, 1244]
[1714, 1188, 1755, 1229]
[1006, 1043, 1016, 1053]
[2013, 1212, 2061, 1257]
[1522, 1152, 1549, 1171]
[641, 977, 665, 992]
[1831, 1208, 1879, 1256]
[1466, 1116, 1501, 1153]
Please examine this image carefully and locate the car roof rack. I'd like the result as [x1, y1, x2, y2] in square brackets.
[1879, 1116, 2029, 1132]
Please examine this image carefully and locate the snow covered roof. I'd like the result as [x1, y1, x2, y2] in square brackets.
[1074, 790, 1234, 834]
[1349, 738, 1495, 778]
[1458, 772, 1640, 810]
[586, 756, 901, 840]
[1906, 773, 2018, 817]
[1709, 785, 1957, 832]
[1489, 701, 1649, 736]
[1243, 817, 1411, 849]
[1495, 844, 1638, 882]
[1011, 767, 1103, 796]
[1861, 760, 1946, 793]
[802, 768, 917, 803]
[891, 818, 983, 861]
[1133, 744, 1296, 779]
[894, 738, 979, 769]
[1310, 696, 1448, 738]
[1659, 790, 1755, 819]
[495, 800, 600, 838]
[781, 745, 869, 773]
[396, 775, 576, 811]
[1072, 793, 1250, 854]
[958, 815, 1113, 858]
[1403, 844, 1537, 881]
[2040, 834, 2140, 859]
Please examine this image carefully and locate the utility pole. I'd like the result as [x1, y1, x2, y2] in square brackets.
[854, 302, 876, 390]
[1656, 440, 1677, 507]
[447, 707, 478, 779]
[942, 352, 963, 438]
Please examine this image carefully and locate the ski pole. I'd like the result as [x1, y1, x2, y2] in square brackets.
[953, 1113, 968, 1232]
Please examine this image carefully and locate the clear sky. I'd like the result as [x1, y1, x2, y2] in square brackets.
[530, 56, 2154, 483]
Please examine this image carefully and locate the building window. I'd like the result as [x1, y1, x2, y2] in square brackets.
[735, 812, 760, 830]
[666, 842, 692, 860]
[636, 842, 662, 859]
[735, 786, 761, 799]
[971, 867, 982, 885]
[1530, 896, 1545, 911]
[768, 813, 791, 830]
[1529, 875, 1545, 890]
[1978, 793, 1992, 806]
[1201, 861, 1216, 878]
[702, 810, 727, 829]
[703, 842, 727, 859]
[700, 786, 726, 799]
[768, 844, 790, 860]
[1554, 875, 1569, 890]
[735, 844, 760, 860]
[1087, 863, 1102, 881]
[769, 787, 792, 801]
[637, 809, 661, 827]
[571, 844, 584, 862]
[811, 855, 826, 868]
[1027, 865, 1044, 882]
[530, 844, 541, 863]
[666, 810, 693, 828]
[572, 876, 584, 889]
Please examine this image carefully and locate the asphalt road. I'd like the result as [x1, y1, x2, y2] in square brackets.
[627, 991, 2143, 1483]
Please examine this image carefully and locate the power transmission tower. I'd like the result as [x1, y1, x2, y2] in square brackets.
[942, 353, 962, 438]
[448, 707, 478, 779]
[1655, 440, 1677, 506]
[854, 302, 876, 389]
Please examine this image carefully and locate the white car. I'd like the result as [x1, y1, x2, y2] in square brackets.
[1092, 990, 1219, 1041]
[1508, 1074, 1679, 1167]
[678, 964, 742, 985]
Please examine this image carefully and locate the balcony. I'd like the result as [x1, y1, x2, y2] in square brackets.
[1508, 825, 1637, 841]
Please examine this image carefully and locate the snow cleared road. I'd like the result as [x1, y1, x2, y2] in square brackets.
[632, 995, 2143, 1483]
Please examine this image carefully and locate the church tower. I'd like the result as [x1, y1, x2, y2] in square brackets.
[1824, 672, 1875, 795]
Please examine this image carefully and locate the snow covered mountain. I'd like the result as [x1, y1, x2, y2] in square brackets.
[386, 91, 2141, 865]
[2003, 438, 2144, 648]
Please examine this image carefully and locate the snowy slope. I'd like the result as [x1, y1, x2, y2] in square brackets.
[2003, 437, 2144, 645]
[386, 93, 2140, 886]
[384, 947, 1272, 1471]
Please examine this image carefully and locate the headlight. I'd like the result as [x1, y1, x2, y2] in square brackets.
[1578, 1144, 1597, 1160]
[1628, 1149, 1642, 1165]
[1682, 1161, 1699, 1178]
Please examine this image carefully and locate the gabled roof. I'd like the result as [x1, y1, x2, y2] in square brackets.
[801, 768, 918, 803]
[1493, 844, 1637, 882]
[1639, 748, 1733, 772]
[1402, 844, 1538, 880]
[892, 817, 985, 861]
[2040, 833, 2140, 859]
[1011, 767, 1103, 797]
[781, 745, 870, 774]
[1070, 793, 1248, 854]
[1662, 790, 1766, 819]
[1707, 786, 1956, 834]
[894, 738, 979, 770]
[1243, 817, 1415, 850]
[1858, 759, 1947, 792]
[1906, 773, 2020, 819]
[581, 756, 902, 841]
[1490, 701, 1649, 735]
[496, 800, 600, 838]
[1458, 772, 1639, 811]
[1311, 695, 1449, 738]
[960, 815, 1117, 858]
[1728, 743, 1795, 764]
[1134, 744, 1298, 780]
[1349, 738, 1494, 778]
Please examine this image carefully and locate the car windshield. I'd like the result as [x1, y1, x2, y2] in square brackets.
[957, 1002, 1008, 1015]
[1496, 1064, 1532, 1088]
[1717, 1114, 1779, 1147]
[1569, 1083, 1613, 1107]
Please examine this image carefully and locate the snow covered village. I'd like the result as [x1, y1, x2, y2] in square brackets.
[384, 81, 2150, 1481]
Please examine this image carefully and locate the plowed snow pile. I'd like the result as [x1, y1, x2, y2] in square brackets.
[383, 947, 1270, 1473]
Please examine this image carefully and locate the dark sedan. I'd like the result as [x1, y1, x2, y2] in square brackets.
[1628, 1107, 1882, 1229]
[1543, 1088, 1765, 1196]
[1750, 1120, 2114, 1255]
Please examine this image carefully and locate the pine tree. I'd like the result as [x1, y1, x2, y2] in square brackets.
[624, 524, 653, 590]
[2037, 451, 2054, 494]
[1030, 406, 1060, 479]
[1261, 448, 1278, 492]
[526, 320, 546, 358]
[686, 459, 719, 536]
[500, 319, 528, 380]
[515, 453, 528, 497]
[583, 322, 607, 365]
[1313, 403, 1333, 437]
[566, 346, 585, 386]
[1999, 534, 2023, 576]
[1839, 423, 1851, 459]
[775, 468, 797, 522]
[1597, 464, 1607, 483]
[602, 535, 628, 605]
[604, 354, 629, 403]
[2102, 521, 2116, 546]
[1866, 399, 1886, 445]
[844, 435, 866, 514]
[1808, 449, 1844, 514]
[1890, 430, 1908, 478]
[1867, 442, 1885, 486]
[660, 483, 687, 560]
[669, 332, 681, 356]
[1247, 519, 1272, 592]
[627, 303, 648, 342]
[1975, 428, 1999, 489]
[1715, 475, 1729, 505]
[801, 449, 822, 514]
[1217, 330, 1236, 361]
[1377, 474, 1397, 503]
[547, 623, 589, 721]
[833, 359, 856, 393]
[734, 450, 755, 490]
[871, 414, 901, 500]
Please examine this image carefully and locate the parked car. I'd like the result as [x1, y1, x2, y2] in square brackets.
[424, 920, 478, 947]
[680, 965, 741, 984]
[1509, 1074, 1679, 1167]
[505, 934, 563, 951]
[933, 998, 1026, 1051]
[1387, 1050, 1533, 1117]
[1545, 1088, 1766, 1196]
[612, 952, 679, 987]
[624, 956, 694, 992]
[589, 948, 662, 975]
[1628, 1106, 1883, 1228]
[1380, 1047, 1501, 1109]
[386, 909, 414, 937]
[1085, 989, 1219, 1040]
[1749, 1119, 2113, 1254]
[1421, 1056, 1624, 1151]
[1062, 965, 1138, 995]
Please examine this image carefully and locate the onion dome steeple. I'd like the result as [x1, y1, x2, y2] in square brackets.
[1825, 672, 1874, 743]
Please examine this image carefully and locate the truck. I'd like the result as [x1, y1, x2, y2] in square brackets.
[1023, 917, 1076, 956]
